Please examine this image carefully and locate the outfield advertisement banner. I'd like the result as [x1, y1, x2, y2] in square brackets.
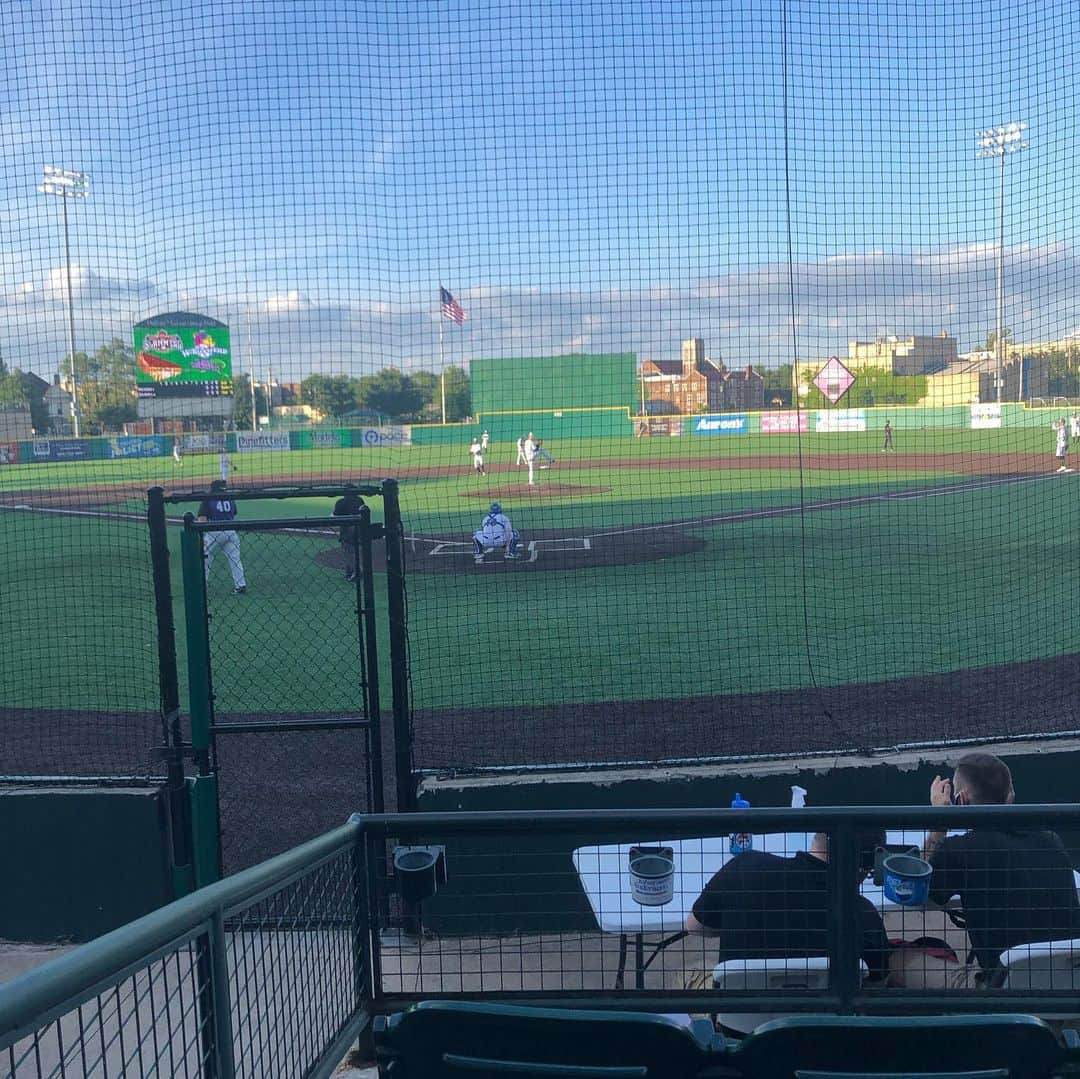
[358, 426, 412, 447]
[693, 414, 748, 435]
[133, 325, 232, 386]
[236, 431, 291, 453]
[761, 412, 809, 434]
[971, 403, 1003, 429]
[816, 409, 866, 433]
[108, 435, 167, 459]
[31, 439, 93, 462]
[180, 433, 227, 453]
[311, 430, 345, 449]
[0, 441, 19, 465]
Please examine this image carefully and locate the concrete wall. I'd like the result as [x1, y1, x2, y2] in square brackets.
[415, 739, 1080, 935]
[0, 786, 173, 943]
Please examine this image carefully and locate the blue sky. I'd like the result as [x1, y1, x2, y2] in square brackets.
[2, 0, 1079, 380]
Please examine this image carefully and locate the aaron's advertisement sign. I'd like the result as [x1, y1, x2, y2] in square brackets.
[133, 322, 233, 387]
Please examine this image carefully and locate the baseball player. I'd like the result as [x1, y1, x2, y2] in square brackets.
[1054, 418, 1072, 473]
[480, 429, 490, 451]
[172, 440, 182, 466]
[882, 420, 894, 452]
[515, 435, 526, 465]
[333, 485, 366, 582]
[219, 449, 236, 481]
[523, 432, 538, 485]
[1070, 412, 1080, 440]
[469, 436, 486, 475]
[472, 502, 521, 563]
[197, 480, 248, 593]
[535, 436, 555, 468]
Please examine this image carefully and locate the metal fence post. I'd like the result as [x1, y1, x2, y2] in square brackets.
[381, 479, 415, 812]
[148, 486, 194, 897]
[828, 821, 861, 1013]
[358, 506, 384, 814]
[349, 817, 376, 1061]
[181, 517, 222, 883]
[207, 911, 237, 1078]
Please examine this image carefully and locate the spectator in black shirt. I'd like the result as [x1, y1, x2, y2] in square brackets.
[924, 752, 1080, 972]
[686, 829, 890, 981]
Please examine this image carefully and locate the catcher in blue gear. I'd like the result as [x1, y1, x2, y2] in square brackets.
[473, 502, 521, 563]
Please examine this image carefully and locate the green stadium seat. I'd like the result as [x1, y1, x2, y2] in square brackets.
[723, 1014, 1075, 1079]
[372, 1000, 722, 1078]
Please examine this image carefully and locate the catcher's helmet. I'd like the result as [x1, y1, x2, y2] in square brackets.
[489, 502, 502, 514]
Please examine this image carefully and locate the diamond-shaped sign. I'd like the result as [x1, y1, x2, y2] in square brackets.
[813, 356, 856, 404]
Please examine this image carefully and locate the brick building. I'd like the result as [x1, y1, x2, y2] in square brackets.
[641, 339, 764, 414]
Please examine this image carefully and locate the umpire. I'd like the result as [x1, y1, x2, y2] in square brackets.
[333, 485, 366, 582]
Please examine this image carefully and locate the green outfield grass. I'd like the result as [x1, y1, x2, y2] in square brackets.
[2, 427, 1076, 729]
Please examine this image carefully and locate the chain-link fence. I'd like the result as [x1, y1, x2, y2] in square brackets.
[155, 483, 410, 877]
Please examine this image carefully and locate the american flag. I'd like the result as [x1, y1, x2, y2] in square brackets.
[440, 287, 467, 324]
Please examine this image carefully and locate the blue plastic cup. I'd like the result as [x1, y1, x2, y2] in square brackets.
[882, 853, 933, 906]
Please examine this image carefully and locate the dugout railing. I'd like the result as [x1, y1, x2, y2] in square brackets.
[7, 803, 1080, 1078]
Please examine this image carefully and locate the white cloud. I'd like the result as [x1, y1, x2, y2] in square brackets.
[2, 240, 1078, 379]
[264, 290, 314, 314]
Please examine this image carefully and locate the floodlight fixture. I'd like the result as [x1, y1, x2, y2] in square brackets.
[38, 166, 91, 198]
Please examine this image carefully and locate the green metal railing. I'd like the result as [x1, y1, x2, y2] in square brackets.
[6, 804, 1080, 1077]
[0, 819, 368, 1079]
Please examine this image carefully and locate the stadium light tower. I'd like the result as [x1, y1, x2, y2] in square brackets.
[976, 122, 1027, 404]
[39, 166, 91, 436]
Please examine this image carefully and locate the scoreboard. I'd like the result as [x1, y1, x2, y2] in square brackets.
[138, 379, 233, 399]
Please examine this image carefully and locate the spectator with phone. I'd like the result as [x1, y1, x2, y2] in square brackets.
[891, 751, 1080, 988]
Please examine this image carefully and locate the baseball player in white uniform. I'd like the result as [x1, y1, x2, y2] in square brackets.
[481, 429, 490, 451]
[515, 436, 526, 465]
[472, 502, 521, 563]
[523, 432, 538, 485]
[1054, 419, 1072, 473]
[219, 450, 236, 481]
[469, 437, 486, 475]
[1070, 412, 1080, 440]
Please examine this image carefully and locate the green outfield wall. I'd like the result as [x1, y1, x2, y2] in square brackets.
[471, 353, 638, 413]
[472, 407, 634, 443]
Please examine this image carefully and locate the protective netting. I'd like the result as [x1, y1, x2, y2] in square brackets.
[3, 1, 1080, 792]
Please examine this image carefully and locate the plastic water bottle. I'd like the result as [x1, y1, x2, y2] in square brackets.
[730, 793, 752, 854]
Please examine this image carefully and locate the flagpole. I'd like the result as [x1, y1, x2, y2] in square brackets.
[439, 316, 446, 424]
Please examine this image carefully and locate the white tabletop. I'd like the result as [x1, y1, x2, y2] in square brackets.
[571, 830, 949, 935]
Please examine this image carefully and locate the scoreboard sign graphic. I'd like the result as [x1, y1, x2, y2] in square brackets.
[133, 324, 233, 396]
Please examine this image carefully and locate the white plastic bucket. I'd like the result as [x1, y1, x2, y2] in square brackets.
[629, 849, 675, 906]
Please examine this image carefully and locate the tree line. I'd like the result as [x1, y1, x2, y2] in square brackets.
[0, 338, 473, 434]
[296, 366, 470, 423]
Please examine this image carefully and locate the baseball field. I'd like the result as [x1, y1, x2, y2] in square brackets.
[4, 421, 1079, 863]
